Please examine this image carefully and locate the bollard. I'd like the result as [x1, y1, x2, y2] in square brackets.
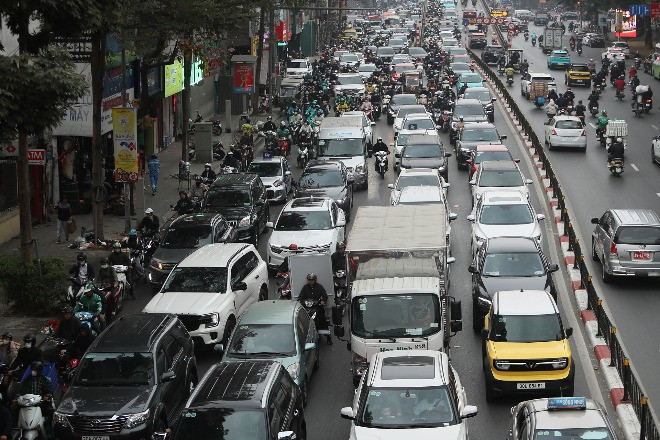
[609, 326, 617, 367]
[622, 358, 630, 401]
[639, 396, 647, 440]
[563, 212, 569, 236]
[595, 297, 602, 334]
[567, 224, 574, 251]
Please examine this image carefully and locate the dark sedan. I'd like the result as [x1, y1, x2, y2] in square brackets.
[469, 237, 559, 332]
[295, 160, 353, 221]
[398, 134, 451, 182]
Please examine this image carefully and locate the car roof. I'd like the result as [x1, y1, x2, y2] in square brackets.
[304, 160, 343, 172]
[251, 156, 285, 164]
[398, 168, 442, 177]
[403, 112, 433, 120]
[486, 236, 539, 253]
[391, 93, 417, 100]
[238, 300, 300, 325]
[209, 173, 259, 188]
[464, 122, 497, 130]
[480, 160, 519, 171]
[169, 213, 224, 228]
[92, 313, 175, 353]
[404, 134, 441, 144]
[610, 209, 660, 226]
[337, 73, 362, 77]
[397, 104, 427, 112]
[482, 190, 527, 204]
[527, 399, 612, 430]
[455, 98, 483, 106]
[286, 196, 332, 211]
[476, 144, 509, 152]
[189, 360, 279, 408]
[178, 243, 251, 268]
[397, 185, 444, 203]
[552, 115, 581, 122]
[464, 87, 491, 94]
[529, 72, 553, 78]
[291, 58, 307, 62]
[367, 350, 450, 388]
[343, 111, 368, 118]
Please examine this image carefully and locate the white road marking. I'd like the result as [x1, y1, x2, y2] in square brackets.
[589, 123, 596, 128]
[657, 193, 660, 198]
[652, 124, 659, 130]
[631, 163, 639, 171]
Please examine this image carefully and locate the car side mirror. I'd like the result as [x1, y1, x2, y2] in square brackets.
[565, 327, 573, 338]
[591, 217, 599, 224]
[444, 152, 452, 157]
[460, 405, 478, 419]
[450, 299, 462, 321]
[468, 264, 478, 273]
[152, 432, 170, 440]
[525, 179, 533, 185]
[467, 214, 475, 222]
[160, 371, 176, 383]
[548, 263, 560, 273]
[447, 257, 456, 264]
[304, 342, 316, 351]
[336, 219, 346, 227]
[537, 214, 546, 221]
[450, 320, 463, 333]
[387, 183, 394, 189]
[469, 179, 476, 185]
[449, 212, 458, 221]
[500, 135, 507, 140]
[347, 176, 355, 184]
[213, 343, 224, 352]
[285, 170, 292, 176]
[232, 281, 248, 291]
[395, 153, 401, 158]
[491, 98, 497, 102]
[266, 221, 274, 228]
[340, 407, 355, 420]
[514, 158, 520, 163]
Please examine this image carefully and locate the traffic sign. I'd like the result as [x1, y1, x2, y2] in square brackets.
[463, 18, 470, 26]
[28, 149, 45, 165]
[474, 17, 507, 24]
[508, 22, 516, 30]
[651, 3, 660, 18]
[629, 4, 650, 15]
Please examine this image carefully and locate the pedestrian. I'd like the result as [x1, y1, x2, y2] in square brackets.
[53, 197, 72, 243]
[147, 154, 160, 196]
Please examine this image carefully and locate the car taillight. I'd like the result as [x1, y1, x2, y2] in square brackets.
[610, 242, 617, 254]
[552, 129, 558, 135]
[581, 130, 586, 136]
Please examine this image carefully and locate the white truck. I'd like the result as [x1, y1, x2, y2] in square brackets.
[332, 205, 462, 386]
[542, 26, 563, 54]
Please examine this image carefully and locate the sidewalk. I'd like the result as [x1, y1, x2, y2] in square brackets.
[0, 112, 280, 327]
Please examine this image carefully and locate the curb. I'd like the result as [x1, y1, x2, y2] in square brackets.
[475, 63, 643, 440]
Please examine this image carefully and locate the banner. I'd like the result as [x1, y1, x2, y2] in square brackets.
[234, 63, 254, 93]
[164, 60, 184, 97]
[112, 108, 139, 182]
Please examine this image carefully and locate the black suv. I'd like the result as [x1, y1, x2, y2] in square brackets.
[295, 160, 353, 221]
[469, 237, 559, 332]
[147, 213, 237, 291]
[161, 360, 306, 440]
[202, 173, 270, 244]
[54, 314, 197, 440]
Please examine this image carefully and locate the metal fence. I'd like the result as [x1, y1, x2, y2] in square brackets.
[467, 48, 660, 440]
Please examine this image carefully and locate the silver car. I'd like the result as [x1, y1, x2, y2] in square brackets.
[470, 161, 532, 208]
[247, 156, 292, 203]
[544, 116, 587, 151]
[591, 209, 660, 282]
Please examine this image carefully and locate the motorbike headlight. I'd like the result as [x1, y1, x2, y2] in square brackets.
[355, 164, 364, 173]
[125, 409, 151, 429]
[285, 363, 300, 380]
[239, 216, 251, 227]
[150, 259, 164, 270]
[273, 179, 283, 187]
[53, 411, 70, 426]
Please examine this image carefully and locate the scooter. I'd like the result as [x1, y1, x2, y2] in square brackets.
[374, 151, 388, 179]
[297, 144, 309, 169]
[441, 111, 452, 132]
[15, 394, 50, 440]
[212, 120, 223, 135]
[278, 137, 290, 156]
[608, 158, 624, 176]
[66, 276, 88, 307]
[506, 75, 514, 87]
[276, 271, 291, 300]
[616, 88, 625, 101]
[301, 298, 330, 336]
[577, 46, 582, 56]
[589, 104, 599, 117]
[531, 37, 537, 47]
[333, 270, 348, 317]
[242, 144, 254, 168]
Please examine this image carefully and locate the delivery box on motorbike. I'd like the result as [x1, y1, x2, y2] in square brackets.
[606, 119, 628, 138]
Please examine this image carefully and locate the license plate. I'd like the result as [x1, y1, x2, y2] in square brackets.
[633, 251, 651, 261]
[82, 437, 110, 440]
[517, 382, 545, 390]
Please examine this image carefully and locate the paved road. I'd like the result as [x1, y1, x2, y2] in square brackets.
[116, 90, 611, 439]
[470, 20, 660, 409]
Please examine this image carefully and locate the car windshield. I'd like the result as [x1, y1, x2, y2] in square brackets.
[341, 54, 359, 62]
[397, 107, 426, 119]
[478, 170, 524, 187]
[571, 65, 590, 72]
[162, 267, 227, 293]
[462, 128, 500, 142]
[75, 352, 153, 386]
[276, 211, 332, 230]
[555, 120, 583, 129]
[299, 168, 344, 188]
[460, 74, 482, 83]
[173, 409, 267, 440]
[391, 95, 417, 105]
[288, 61, 307, 68]
[396, 175, 440, 190]
[405, 119, 434, 130]
[351, 294, 441, 338]
[491, 314, 563, 342]
[161, 225, 213, 249]
[403, 144, 442, 158]
[338, 76, 363, 85]
[451, 48, 467, 55]
[454, 104, 485, 117]
[482, 252, 545, 277]
[553, 51, 568, 57]
[480, 204, 533, 225]
[318, 138, 363, 157]
[409, 48, 426, 56]
[378, 47, 395, 55]
[464, 90, 492, 101]
[357, 386, 457, 428]
[534, 428, 614, 439]
[476, 151, 511, 163]
[226, 324, 296, 357]
[205, 189, 251, 208]
[247, 162, 281, 177]
[394, 64, 414, 73]
[615, 226, 660, 245]
[359, 64, 377, 72]
[389, 38, 406, 45]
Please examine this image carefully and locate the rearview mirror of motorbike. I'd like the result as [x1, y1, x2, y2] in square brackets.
[160, 371, 176, 383]
[591, 217, 599, 224]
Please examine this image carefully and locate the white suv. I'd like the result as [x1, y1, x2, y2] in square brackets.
[266, 197, 346, 272]
[340, 350, 478, 439]
[143, 243, 268, 348]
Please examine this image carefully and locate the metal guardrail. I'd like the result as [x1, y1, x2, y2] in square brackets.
[467, 47, 660, 440]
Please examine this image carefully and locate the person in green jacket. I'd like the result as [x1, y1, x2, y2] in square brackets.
[74, 283, 104, 331]
[596, 110, 609, 139]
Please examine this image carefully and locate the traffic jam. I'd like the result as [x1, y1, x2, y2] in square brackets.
[4, 0, 660, 438]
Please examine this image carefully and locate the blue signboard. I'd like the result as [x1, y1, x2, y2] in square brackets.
[630, 4, 650, 15]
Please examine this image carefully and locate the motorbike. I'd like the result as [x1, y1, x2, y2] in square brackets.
[373, 103, 381, 120]
[498, 65, 505, 76]
[301, 298, 330, 336]
[534, 96, 545, 109]
[374, 151, 388, 179]
[213, 141, 226, 161]
[242, 144, 254, 168]
[589, 104, 599, 117]
[577, 46, 582, 56]
[615, 88, 625, 101]
[212, 120, 222, 135]
[441, 111, 452, 132]
[59, 355, 79, 394]
[297, 144, 309, 169]
[188, 110, 203, 134]
[644, 98, 653, 114]
[524, 32, 529, 41]
[15, 394, 50, 440]
[278, 137, 290, 156]
[104, 266, 128, 322]
[634, 100, 644, 118]
[141, 231, 160, 267]
[506, 75, 514, 87]
[276, 271, 291, 300]
[333, 270, 348, 317]
[66, 276, 88, 307]
[608, 158, 624, 176]
[597, 128, 607, 147]
[531, 37, 536, 46]
[569, 41, 575, 51]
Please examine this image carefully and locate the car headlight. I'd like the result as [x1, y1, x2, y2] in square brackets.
[273, 179, 283, 187]
[550, 357, 569, 370]
[125, 409, 151, 429]
[355, 164, 364, 173]
[270, 244, 283, 254]
[493, 360, 511, 371]
[53, 411, 70, 426]
[150, 259, 164, 270]
[239, 216, 251, 227]
[203, 313, 220, 327]
[286, 363, 300, 380]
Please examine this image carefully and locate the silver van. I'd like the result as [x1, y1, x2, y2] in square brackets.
[591, 209, 660, 282]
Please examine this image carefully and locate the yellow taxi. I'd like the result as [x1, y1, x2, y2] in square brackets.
[481, 290, 574, 402]
[565, 62, 592, 87]
[341, 28, 358, 40]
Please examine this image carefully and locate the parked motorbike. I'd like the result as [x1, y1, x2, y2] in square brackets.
[212, 120, 223, 135]
[213, 141, 226, 161]
[374, 151, 388, 179]
[15, 394, 50, 440]
[608, 158, 624, 176]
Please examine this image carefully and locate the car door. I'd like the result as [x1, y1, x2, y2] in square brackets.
[448, 365, 467, 430]
[252, 181, 268, 226]
[155, 340, 180, 422]
[595, 212, 612, 257]
[282, 159, 292, 193]
[331, 202, 346, 244]
[229, 253, 251, 313]
[236, 251, 262, 313]
[296, 308, 314, 381]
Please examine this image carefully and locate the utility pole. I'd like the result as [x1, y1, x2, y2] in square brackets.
[121, 46, 131, 233]
[269, 7, 276, 111]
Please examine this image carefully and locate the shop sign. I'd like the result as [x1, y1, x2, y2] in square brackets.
[234, 63, 254, 93]
[112, 108, 139, 182]
[164, 59, 184, 97]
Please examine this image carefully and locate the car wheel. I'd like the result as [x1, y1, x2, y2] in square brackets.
[548, 142, 555, 151]
[258, 285, 268, 301]
[251, 225, 260, 246]
[580, 146, 586, 152]
[153, 416, 167, 434]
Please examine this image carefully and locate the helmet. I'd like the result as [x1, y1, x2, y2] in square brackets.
[129, 229, 137, 236]
[459, 116, 464, 120]
[2, 331, 12, 340]
[337, 241, 346, 249]
[77, 252, 87, 262]
[378, 137, 383, 141]
[82, 282, 96, 295]
[601, 110, 607, 115]
[23, 333, 36, 344]
[61, 305, 74, 314]
[281, 121, 287, 126]
[100, 257, 109, 265]
[30, 361, 43, 375]
[113, 242, 121, 249]
[617, 137, 623, 142]
[567, 87, 571, 90]
[80, 321, 92, 333]
[590, 58, 593, 62]
[306, 273, 318, 281]
[267, 116, 272, 121]
[578, 100, 583, 104]
[205, 163, 211, 168]
[195, 176, 202, 182]
[179, 190, 187, 196]
[145, 208, 154, 214]
[227, 151, 233, 155]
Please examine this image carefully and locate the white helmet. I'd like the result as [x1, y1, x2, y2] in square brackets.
[616, 137, 623, 142]
[145, 208, 154, 214]
[205, 163, 211, 168]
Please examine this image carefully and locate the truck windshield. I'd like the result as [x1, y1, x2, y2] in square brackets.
[351, 294, 441, 338]
[318, 138, 363, 156]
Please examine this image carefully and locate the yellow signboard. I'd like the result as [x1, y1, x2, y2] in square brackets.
[251, 36, 259, 56]
[112, 107, 139, 182]
[491, 9, 509, 17]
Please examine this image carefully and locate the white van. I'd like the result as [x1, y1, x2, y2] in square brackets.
[514, 9, 534, 21]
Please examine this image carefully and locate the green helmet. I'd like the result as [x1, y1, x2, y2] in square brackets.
[113, 242, 121, 249]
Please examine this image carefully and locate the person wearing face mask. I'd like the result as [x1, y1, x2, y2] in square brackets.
[95, 257, 119, 290]
[9, 334, 43, 379]
[107, 242, 134, 299]
[18, 361, 54, 423]
[74, 283, 104, 332]
[0, 333, 19, 367]
[69, 252, 95, 282]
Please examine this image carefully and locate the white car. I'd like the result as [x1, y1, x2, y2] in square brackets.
[467, 190, 545, 252]
[393, 105, 430, 133]
[340, 52, 361, 68]
[342, 110, 374, 147]
[544, 115, 587, 151]
[393, 186, 457, 248]
[334, 73, 365, 96]
[143, 243, 268, 347]
[340, 350, 478, 440]
[246, 156, 292, 203]
[391, 54, 413, 67]
[357, 63, 377, 80]
[610, 41, 630, 58]
[395, 112, 435, 137]
[286, 59, 312, 78]
[388, 168, 449, 205]
[333, 50, 349, 62]
[602, 47, 626, 62]
[470, 160, 533, 207]
[266, 197, 346, 272]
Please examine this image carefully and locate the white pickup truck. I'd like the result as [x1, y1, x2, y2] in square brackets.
[286, 59, 312, 78]
[520, 72, 557, 99]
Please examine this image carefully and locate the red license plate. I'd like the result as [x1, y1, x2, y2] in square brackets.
[633, 251, 651, 260]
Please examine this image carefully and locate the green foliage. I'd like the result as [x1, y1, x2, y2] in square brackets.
[0, 256, 69, 313]
[0, 50, 87, 144]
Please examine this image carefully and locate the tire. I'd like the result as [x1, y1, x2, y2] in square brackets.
[258, 285, 268, 301]
[251, 225, 260, 246]
[580, 146, 587, 152]
[186, 370, 198, 397]
[548, 142, 555, 151]
[602, 264, 613, 283]
[563, 381, 575, 397]
[352, 375, 361, 387]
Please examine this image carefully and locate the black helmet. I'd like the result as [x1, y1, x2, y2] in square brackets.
[1, 331, 12, 340]
[30, 361, 43, 375]
[23, 333, 36, 344]
[61, 305, 74, 314]
[306, 273, 317, 281]
[337, 241, 346, 249]
[100, 257, 109, 265]
[77, 252, 87, 262]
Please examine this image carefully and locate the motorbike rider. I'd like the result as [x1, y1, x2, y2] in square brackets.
[0, 332, 19, 367]
[69, 252, 95, 282]
[18, 361, 53, 420]
[191, 177, 207, 199]
[331, 242, 347, 273]
[8, 334, 43, 379]
[371, 137, 389, 171]
[262, 115, 277, 133]
[588, 59, 596, 73]
[564, 87, 575, 104]
[108, 242, 134, 299]
[546, 99, 558, 121]
[74, 283, 104, 331]
[575, 100, 586, 125]
[299, 119, 312, 140]
[614, 75, 626, 94]
[588, 90, 600, 110]
[65, 322, 95, 360]
[299, 273, 332, 345]
[172, 191, 194, 216]
[642, 84, 653, 103]
[607, 137, 625, 165]
[505, 66, 514, 82]
[569, 35, 576, 49]
[222, 151, 241, 170]
[361, 97, 374, 121]
[95, 257, 119, 292]
[55, 306, 81, 342]
[596, 110, 609, 138]
[201, 163, 217, 184]
[519, 58, 529, 74]
[137, 208, 160, 237]
[547, 88, 559, 104]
